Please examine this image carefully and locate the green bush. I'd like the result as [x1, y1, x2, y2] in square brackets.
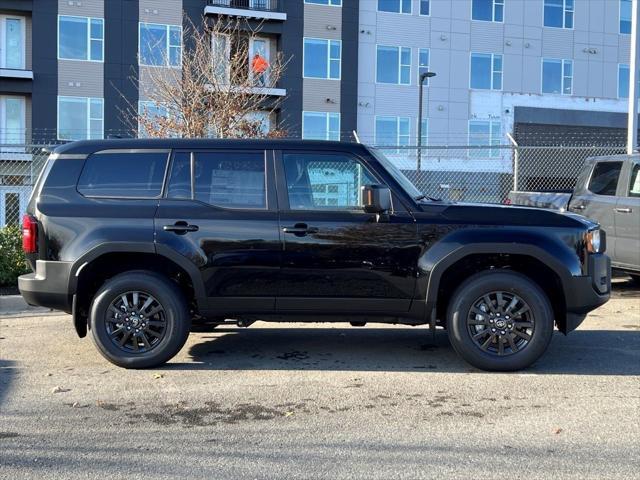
[0, 225, 30, 287]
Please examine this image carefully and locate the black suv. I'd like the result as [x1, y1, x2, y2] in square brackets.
[19, 139, 610, 371]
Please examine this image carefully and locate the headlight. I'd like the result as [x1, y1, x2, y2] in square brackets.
[585, 229, 602, 253]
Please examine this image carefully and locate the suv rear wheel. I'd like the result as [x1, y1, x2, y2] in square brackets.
[89, 271, 191, 369]
[446, 270, 554, 371]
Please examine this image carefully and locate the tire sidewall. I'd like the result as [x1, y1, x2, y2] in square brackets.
[447, 271, 554, 371]
[90, 272, 190, 369]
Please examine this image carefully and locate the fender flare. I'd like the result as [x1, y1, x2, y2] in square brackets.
[69, 241, 206, 299]
[419, 230, 581, 311]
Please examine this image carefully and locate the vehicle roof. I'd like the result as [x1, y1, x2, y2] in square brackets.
[52, 138, 370, 155]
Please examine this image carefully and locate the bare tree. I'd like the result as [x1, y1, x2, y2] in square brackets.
[124, 15, 288, 139]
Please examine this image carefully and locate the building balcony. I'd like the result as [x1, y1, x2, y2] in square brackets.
[0, 68, 33, 80]
[204, 0, 286, 21]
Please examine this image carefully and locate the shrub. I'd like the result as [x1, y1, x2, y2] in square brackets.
[0, 225, 30, 287]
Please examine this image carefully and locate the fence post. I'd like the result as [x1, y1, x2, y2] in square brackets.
[506, 132, 519, 192]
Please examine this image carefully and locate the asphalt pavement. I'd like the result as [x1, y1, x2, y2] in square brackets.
[0, 280, 638, 479]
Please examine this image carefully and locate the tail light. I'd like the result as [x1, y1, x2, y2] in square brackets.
[22, 214, 38, 254]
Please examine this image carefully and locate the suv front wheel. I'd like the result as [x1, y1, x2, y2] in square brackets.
[447, 270, 554, 371]
[89, 271, 191, 369]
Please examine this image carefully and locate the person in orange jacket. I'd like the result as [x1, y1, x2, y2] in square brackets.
[251, 53, 269, 87]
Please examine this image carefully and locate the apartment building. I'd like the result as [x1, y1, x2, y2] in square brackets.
[0, 0, 637, 223]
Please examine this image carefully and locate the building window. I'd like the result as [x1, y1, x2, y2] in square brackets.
[472, 0, 504, 22]
[139, 23, 182, 67]
[58, 16, 104, 62]
[377, 46, 411, 85]
[621, 0, 632, 34]
[378, 0, 411, 14]
[57, 96, 104, 141]
[302, 112, 340, 141]
[305, 0, 341, 5]
[469, 120, 501, 158]
[542, 58, 572, 94]
[375, 116, 410, 153]
[420, 0, 430, 15]
[419, 118, 428, 146]
[419, 48, 430, 80]
[138, 101, 169, 137]
[303, 38, 341, 80]
[619, 64, 630, 98]
[543, 0, 573, 29]
[470, 53, 502, 90]
[0, 96, 25, 145]
[1, 16, 25, 69]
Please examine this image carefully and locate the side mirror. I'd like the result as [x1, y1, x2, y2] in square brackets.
[361, 184, 392, 214]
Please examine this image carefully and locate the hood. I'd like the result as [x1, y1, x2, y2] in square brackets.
[416, 201, 598, 230]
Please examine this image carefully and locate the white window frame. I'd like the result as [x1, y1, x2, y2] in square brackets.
[468, 120, 501, 159]
[57, 96, 104, 141]
[376, 45, 411, 86]
[57, 15, 104, 62]
[419, 0, 430, 16]
[302, 111, 341, 141]
[0, 95, 26, 147]
[377, 0, 412, 15]
[418, 118, 428, 146]
[304, 0, 342, 6]
[543, 0, 574, 29]
[471, 0, 504, 23]
[302, 37, 342, 80]
[419, 48, 430, 84]
[138, 22, 183, 68]
[374, 116, 411, 153]
[0, 15, 26, 69]
[541, 58, 573, 95]
[469, 52, 503, 91]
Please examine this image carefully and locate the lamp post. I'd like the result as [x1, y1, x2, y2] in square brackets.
[627, 0, 640, 154]
[417, 71, 436, 171]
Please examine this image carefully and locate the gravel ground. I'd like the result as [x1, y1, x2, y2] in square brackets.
[0, 280, 638, 479]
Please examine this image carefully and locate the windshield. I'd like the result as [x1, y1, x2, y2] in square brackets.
[368, 147, 423, 199]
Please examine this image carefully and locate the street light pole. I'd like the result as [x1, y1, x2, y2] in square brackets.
[417, 71, 436, 171]
[628, 0, 640, 155]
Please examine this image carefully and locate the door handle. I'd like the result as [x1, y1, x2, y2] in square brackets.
[572, 204, 586, 210]
[282, 224, 318, 236]
[163, 221, 199, 234]
[615, 207, 633, 213]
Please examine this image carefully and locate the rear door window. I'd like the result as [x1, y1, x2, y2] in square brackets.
[588, 161, 623, 196]
[78, 151, 168, 198]
[167, 151, 266, 209]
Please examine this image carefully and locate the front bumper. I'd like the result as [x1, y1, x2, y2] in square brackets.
[18, 260, 73, 313]
[564, 253, 611, 332]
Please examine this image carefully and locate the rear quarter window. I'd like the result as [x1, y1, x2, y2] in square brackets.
[77, 151, 169, 198]
[587, 161, 623, 196]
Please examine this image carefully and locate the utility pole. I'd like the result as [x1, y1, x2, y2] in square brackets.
[628, 0, 640, 154]
[417, 71, 436, 171]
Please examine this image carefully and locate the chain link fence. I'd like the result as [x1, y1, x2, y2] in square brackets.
[0, 140, 627, 227]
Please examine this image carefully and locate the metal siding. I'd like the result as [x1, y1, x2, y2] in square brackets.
[303, 3, 342, 39]
[58, 60, 103, 96]
[302, 79, 341, 112]
[139, 0, 182, 25]
[58, 0, 103, 16]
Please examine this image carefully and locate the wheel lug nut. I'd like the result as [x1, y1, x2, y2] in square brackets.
[491, 328, 496, 333]
[127, 326, 131, 330]
[500, 331, 506, 335]
[489, 319, 494, 323]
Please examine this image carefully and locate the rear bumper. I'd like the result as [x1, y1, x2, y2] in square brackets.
[564, 253, 611, 332]
[18, 260, 73, 313]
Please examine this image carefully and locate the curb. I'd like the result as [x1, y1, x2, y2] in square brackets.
[0, 295, 52, 316]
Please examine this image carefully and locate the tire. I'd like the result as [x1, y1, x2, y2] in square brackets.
[629, 274, 640, 285]
[446, 270, 554, 372]
[89, 271, 191, 369]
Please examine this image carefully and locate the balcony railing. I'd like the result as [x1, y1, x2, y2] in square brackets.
[205, 0, 286, 20]
[207, 0, 282, 13]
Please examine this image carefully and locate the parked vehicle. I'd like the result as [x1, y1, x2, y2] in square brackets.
[19, 139, 610, 371]
[508, 154, 639, 279]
